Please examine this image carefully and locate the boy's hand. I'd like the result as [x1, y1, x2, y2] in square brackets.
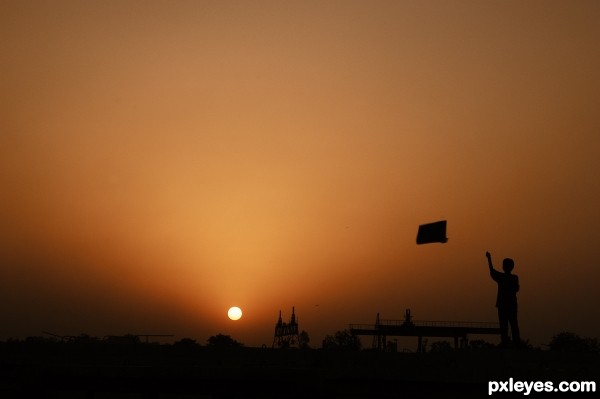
[485, 251, 493, 270]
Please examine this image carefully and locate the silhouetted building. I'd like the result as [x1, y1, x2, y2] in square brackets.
[273, 307, 300, 348]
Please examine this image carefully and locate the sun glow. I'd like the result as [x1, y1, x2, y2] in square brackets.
[227, 306, 242, 321]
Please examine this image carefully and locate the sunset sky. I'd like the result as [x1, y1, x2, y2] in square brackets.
[2, 0, 599, 348]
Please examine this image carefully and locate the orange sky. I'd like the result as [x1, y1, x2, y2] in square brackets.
[1, 0, 599, 348]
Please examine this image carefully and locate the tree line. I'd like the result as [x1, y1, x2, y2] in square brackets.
[1, 330, 597, 353]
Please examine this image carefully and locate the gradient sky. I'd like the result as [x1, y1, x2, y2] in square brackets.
[2, 0, 599, 348]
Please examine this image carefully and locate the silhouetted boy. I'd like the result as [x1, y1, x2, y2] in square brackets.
[486, 251, 521, 346]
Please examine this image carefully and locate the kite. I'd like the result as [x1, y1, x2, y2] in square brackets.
[416, 220, 448, 244]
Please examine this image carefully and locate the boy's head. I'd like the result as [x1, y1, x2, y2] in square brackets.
[502, 258, 515, 273]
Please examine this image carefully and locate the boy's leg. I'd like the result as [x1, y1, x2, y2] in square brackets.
[498, 308, 510, 346]
[508, 309, 521, 345]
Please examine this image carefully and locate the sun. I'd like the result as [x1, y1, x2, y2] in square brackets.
[227, 306, 242, 321]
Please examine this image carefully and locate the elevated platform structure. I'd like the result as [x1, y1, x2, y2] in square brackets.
[350, 309, 500, 352]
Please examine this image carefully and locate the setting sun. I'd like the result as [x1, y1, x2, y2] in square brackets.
[227, 307, 242, 321]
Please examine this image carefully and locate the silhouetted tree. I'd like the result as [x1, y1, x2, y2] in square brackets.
[322, 335, 335, 349]
[25, 336, 56, 344]
[429, 340, 453, 353]
[322, 329, 361, 350]
[71, 334, 101, 345]
[469, 339, 496, 350]
[548, 332, 598, 353]
[174, 338, 200, 348]
[299, 330, 310, 349]
[206, 333, 243, 348]
[104, 334, 141, 345]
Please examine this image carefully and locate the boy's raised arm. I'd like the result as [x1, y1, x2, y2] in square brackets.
[485, 251, 493, 270]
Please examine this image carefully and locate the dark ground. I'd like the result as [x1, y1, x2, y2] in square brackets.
[1, 341, 598, 398]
